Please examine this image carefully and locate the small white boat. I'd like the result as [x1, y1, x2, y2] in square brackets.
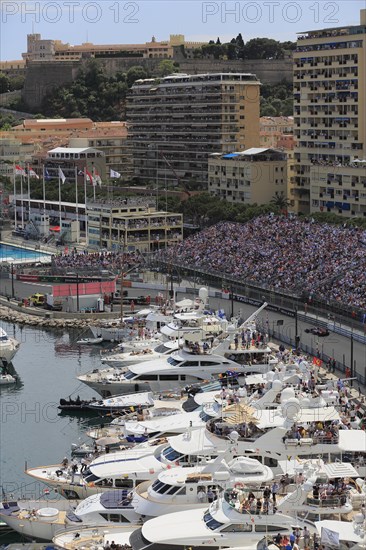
[0, 373, 17, 385]
[76, 337, 103, 345]
[0, 327, 20, 366]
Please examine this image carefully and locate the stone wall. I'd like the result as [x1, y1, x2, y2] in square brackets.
[22, 57, 292, 111]
[179, 59, 292, 84]
[22, 61, 81, 110]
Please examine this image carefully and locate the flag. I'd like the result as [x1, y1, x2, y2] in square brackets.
[85, 169, 95, 186]
[320, 526, 339, 546]
[58, 167, 66, 184]
[110, 168, 121, 178]
[94, 171, 102, 187]
[45, 168, 52, 181]
[15, 165, 26, 176]
[29, 168, 39, 180]
[312, 357, 322, 367]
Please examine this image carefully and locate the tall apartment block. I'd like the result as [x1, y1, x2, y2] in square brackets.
[293, 9, 366, 217]
[127, 73, 260, 187]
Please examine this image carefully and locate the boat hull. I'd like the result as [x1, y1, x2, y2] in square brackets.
[0, 338, 20, 366]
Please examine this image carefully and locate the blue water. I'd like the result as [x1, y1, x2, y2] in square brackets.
[0, 244, 51, 263]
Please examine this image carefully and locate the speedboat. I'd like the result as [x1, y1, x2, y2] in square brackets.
[76, 337, 103, 345]
[0, 327, 20, 366]
[0, 371, 17, 385]
[85, 391, 156, 414]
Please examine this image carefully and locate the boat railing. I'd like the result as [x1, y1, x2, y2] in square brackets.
[284, 435, 339, 447]
[306, 495, 348, 507]
[208, 419, 262, 441]
[223, 489, 276, 515]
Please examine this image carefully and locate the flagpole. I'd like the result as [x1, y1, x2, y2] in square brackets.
[58, 167, 62, 231]
[27, 163, 31, 222]
[20, 173, 24, 228]
[13, 164, 17, 228]
[42, 165, 46, 214]
[75, 167, 79, 243]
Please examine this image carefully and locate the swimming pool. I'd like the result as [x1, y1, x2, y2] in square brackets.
[0, 243, 52, 264]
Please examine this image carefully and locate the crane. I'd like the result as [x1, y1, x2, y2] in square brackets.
[159, 151, 191, 197]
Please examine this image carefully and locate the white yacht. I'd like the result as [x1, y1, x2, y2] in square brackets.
[128, 490, 316, 550]
[77, 336, 277, 397]
[0, 372, 17, 385]
[101, 340, 180, 368]
[0, 327, 20, 366]
[90, 306, 174, 342]
[133, 451, 273, 518]
[86, 391, 221, 440]
[0, 491, 140, 541]
[25, 400, 345, 500]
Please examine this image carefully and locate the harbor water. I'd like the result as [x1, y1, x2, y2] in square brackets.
[0, 320, 107, 507]
[0, 244, 51, 263]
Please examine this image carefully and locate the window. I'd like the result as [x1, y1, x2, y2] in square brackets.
[161, 446, 185, 462]
[123, 370, 136, 380]
[167, 357, 180, 366]
[255, 525, 286, 532]
[222, 523, 252, 532]
[204, 512, 224, 531]
[115, 479, 133, 488]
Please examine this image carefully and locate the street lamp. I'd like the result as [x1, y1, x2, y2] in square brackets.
[11, 263, 15, 299]
[295, 306, 300, 351]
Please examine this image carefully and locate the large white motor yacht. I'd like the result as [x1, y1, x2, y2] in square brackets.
[128, 489, 316, 550]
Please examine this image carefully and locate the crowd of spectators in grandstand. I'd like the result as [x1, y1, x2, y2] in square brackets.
[52, 250, 140, 272]
[161, 215, 366, 310]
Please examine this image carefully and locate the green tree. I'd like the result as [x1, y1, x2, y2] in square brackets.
[8, 75, 25, 91]
[126, 66, 148, 88]
[270, 191, 290, 211]
[0, 72, 10, 94]
[157, 60, 178, 77]
[261, 104, 277, 116]
[243, 38, 284, 59]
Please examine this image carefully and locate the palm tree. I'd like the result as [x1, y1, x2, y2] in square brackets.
[270, 191, 291, 212]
